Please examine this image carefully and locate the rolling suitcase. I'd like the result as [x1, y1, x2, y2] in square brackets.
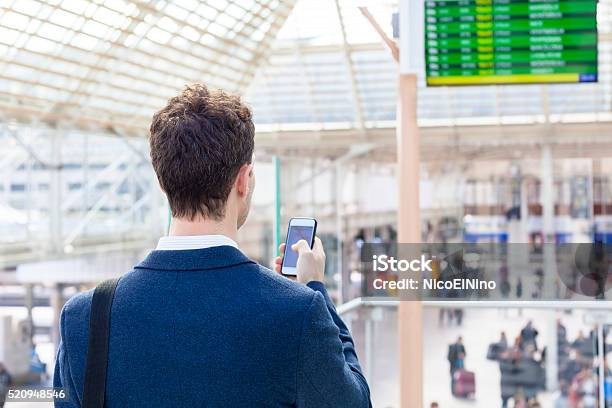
[453, 369, 476, 398]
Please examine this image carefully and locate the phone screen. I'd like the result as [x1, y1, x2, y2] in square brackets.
[283, 225, 314, 268]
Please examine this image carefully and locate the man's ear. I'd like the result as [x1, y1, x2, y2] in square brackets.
[235, 163, 252, 196]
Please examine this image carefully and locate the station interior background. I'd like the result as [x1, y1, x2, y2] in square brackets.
[1, 0, 612, 407]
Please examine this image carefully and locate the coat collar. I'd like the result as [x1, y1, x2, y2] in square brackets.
[135, 246, 255, 271]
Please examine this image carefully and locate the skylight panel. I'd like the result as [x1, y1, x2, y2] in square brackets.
[71, 32, 98, 50]
[60, 0, 89, 16]
[2, 11, 30, 31]
[216, 12, 236, 27]
[157, 16, 177, 33]
[48, 8, 78, 29]
[178, 0, 200, 13]
[82, 19, 108, 38]
[132, 21, 149, 37]
[5, 63, 36, 81]
[251, 21, 270, 41]
[25, 36, 56, 53]
[122, 33, 138, 47]
[197, 4, 217, 20]
[259, 7, 272, 18]
[104, 0, 129, 13]
[180, 25, 199, 42]
[186, 13, 202, 27]
[12, 0, 42, 17]
[225, 4, 246, 20]
[208, 22, 227, 37]
[208, 0, 230, 11]
[147, 26, 171, 44]
[92, 6, 121, 27]
[0, 27, 20, 46]
[137, 37, 156, 51]
[235, 48, 253, 60]
[165, 4, 189, 21]
[235, 0, 258, 10]
[200, 32, 216, 46]
[37, 22, 68, 42]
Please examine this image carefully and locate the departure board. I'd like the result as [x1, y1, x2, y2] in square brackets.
[425, 0, 598, 86]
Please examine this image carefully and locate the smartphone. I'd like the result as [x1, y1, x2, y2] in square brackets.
[281, 217, 317, 276]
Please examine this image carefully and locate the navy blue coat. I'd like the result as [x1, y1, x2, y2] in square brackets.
[54, 246, 371, 407]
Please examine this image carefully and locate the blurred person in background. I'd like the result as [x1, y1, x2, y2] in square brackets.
[512, 335, 524, 360]
[570, 365, 597, 408]
[447, 336, 466, 394]
[0, 363, 11, 408]
[454, 309, 464, 326]
[554, 380, 571, 408]
[499, 331, 508, 350]
[572, 331, 587, 350]
[520, 320, 539, 351]
[517, 277, 523, 298]
[557, 320, 568, 350]
[513, 390, 528, 408]
[487, 331, 508, 362]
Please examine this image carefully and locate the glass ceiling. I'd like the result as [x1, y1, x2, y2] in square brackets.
[0, 0, 295, 134]
[1, 0, 611, 134]
[246, 0, 612, 130]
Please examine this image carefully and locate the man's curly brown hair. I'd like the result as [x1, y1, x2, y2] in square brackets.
[149, 84, 254, 220]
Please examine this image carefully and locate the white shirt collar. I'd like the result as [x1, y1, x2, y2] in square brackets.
[156, 234, 238, 251]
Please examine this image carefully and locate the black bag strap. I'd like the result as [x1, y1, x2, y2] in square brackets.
[82, 278, 120, 408]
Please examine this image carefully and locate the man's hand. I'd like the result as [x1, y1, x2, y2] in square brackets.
[273, 237, 326, 284]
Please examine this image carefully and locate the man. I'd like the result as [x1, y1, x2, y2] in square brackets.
[557, 319, 567, 347]
[447, 336, 466, 395]
[54, 84, 371, 407]
[520, 320, 539, 351]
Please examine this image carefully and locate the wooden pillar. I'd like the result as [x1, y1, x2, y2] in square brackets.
[398, 73, 422, 408]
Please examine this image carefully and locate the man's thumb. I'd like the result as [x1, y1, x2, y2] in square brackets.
[291, 239, 311, 254]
